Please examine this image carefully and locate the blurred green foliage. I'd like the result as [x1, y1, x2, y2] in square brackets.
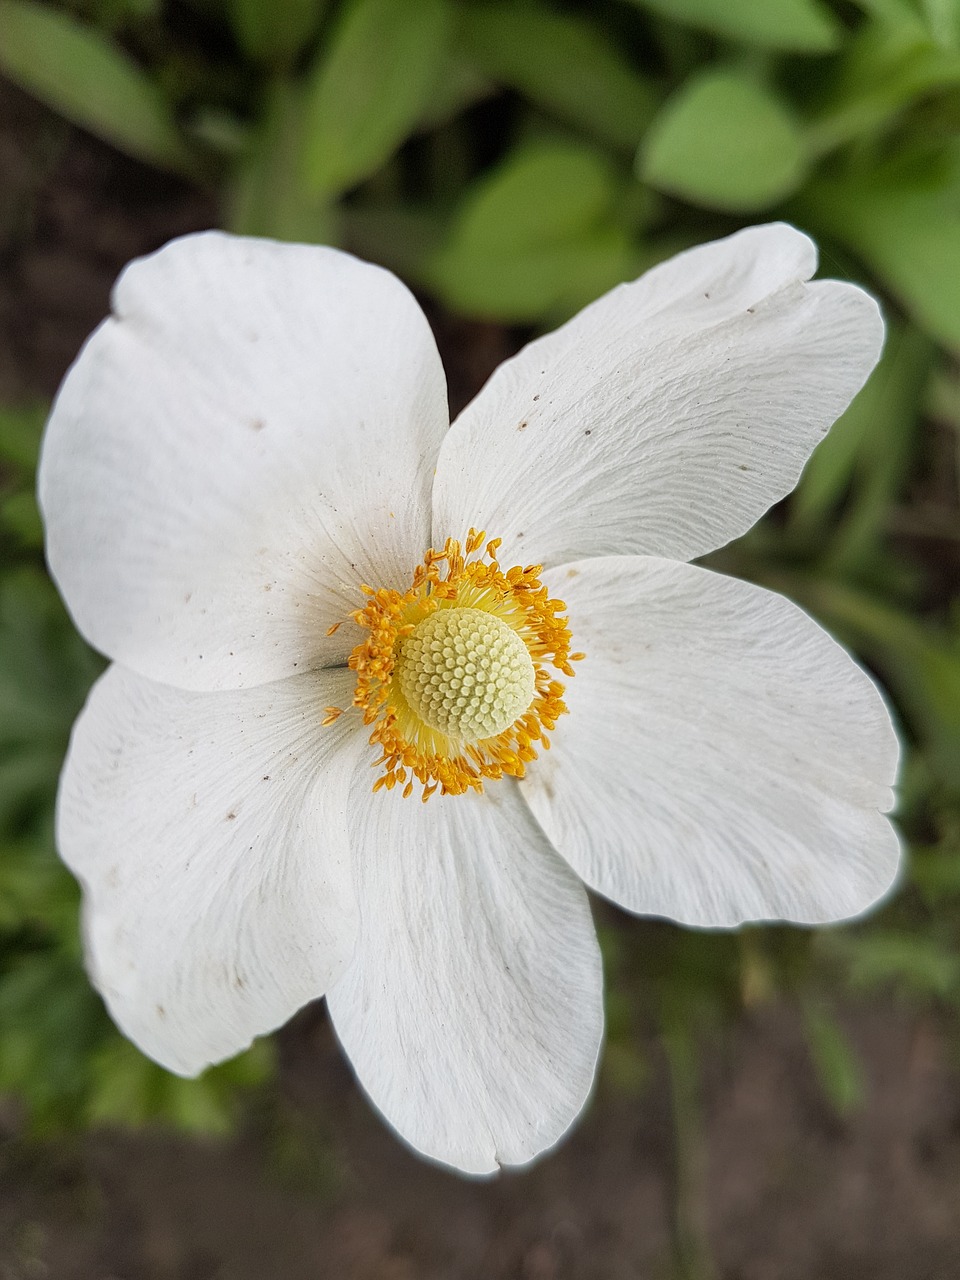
[639, 70, 808, 210]
[0, 0, 959, 1189]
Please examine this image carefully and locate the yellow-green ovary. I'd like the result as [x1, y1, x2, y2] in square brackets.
[394, 606, 536, 741]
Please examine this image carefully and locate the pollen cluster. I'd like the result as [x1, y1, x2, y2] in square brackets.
[326, 529, 582, 800]
[395, 607, 536, 741]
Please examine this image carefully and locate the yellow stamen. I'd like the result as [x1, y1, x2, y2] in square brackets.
[339, 529, 579, 800]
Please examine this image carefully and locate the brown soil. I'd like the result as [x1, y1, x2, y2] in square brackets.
[3, 78, 960, 1280]
[2, 1004, 960, 1280]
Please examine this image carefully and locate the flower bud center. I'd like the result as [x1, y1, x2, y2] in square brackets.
[395, 606, 536, 742]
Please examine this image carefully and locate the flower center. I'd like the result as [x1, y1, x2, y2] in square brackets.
[394, 607, 536, 741]
[325, 529, 583, 800]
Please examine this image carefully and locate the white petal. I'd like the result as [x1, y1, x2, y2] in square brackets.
[326, 780, 603, 1175]
[521, 557, 901, 927]
[58, 663, 360, 1074]
[39, 232, 448, 691]
[432, 223, 882, 568]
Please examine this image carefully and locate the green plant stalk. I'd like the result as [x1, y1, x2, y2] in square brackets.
[662, 1023, 717, 1280]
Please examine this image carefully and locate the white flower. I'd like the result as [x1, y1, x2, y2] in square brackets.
[39, 223, 900, 1175]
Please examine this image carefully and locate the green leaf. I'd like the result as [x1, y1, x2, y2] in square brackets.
[624, 0, 842, 52]
[920, 0, 960, 48]
[459, 3, 656, 150]
[0, 403, 45, 553]
[791, 323, 932, 542]
[0, 403, 44, 473]
[639, 70, 808, 212]
[603, 1041, 650, 1095]
[0, 0, 197, 175]
[791, 374, 880, 532]
[929, 362, 960, 427]
[300, 0, 450, 197]
[846, 0, 928, 32]
[0, 840, 76, 934]
[825, 328, 932, 570]
[0, 749, 60, 831]
[435, 231, 636, 322]
[415, 55, 494, 132]
[912, 838, 960, 905]
[779, 577, 960, 788]
[228, 0, 328, 64]
[801, 1002, 865, 1116]
[2, 491, 43, 548]
[808, 24, 960, 155]
[0, 952, 107, 1130]
[83, 1037, 159, 1127]
[802, 161, 960, 350]
[428, 141, 637, 321]
[454, 144, 617, 251]
[85, 1036, 274, 1133]
[0, 568, 102, 756]
[843, 931, 960, 1001]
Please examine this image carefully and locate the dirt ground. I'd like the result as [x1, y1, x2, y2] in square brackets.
[2, 1003, 960, 1280]
[2, 78, 960, 1280]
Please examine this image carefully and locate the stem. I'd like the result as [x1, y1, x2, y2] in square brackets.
[662, 1023, 716, 1280]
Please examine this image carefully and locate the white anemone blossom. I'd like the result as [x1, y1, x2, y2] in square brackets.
[39, 222, 900, 1175]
